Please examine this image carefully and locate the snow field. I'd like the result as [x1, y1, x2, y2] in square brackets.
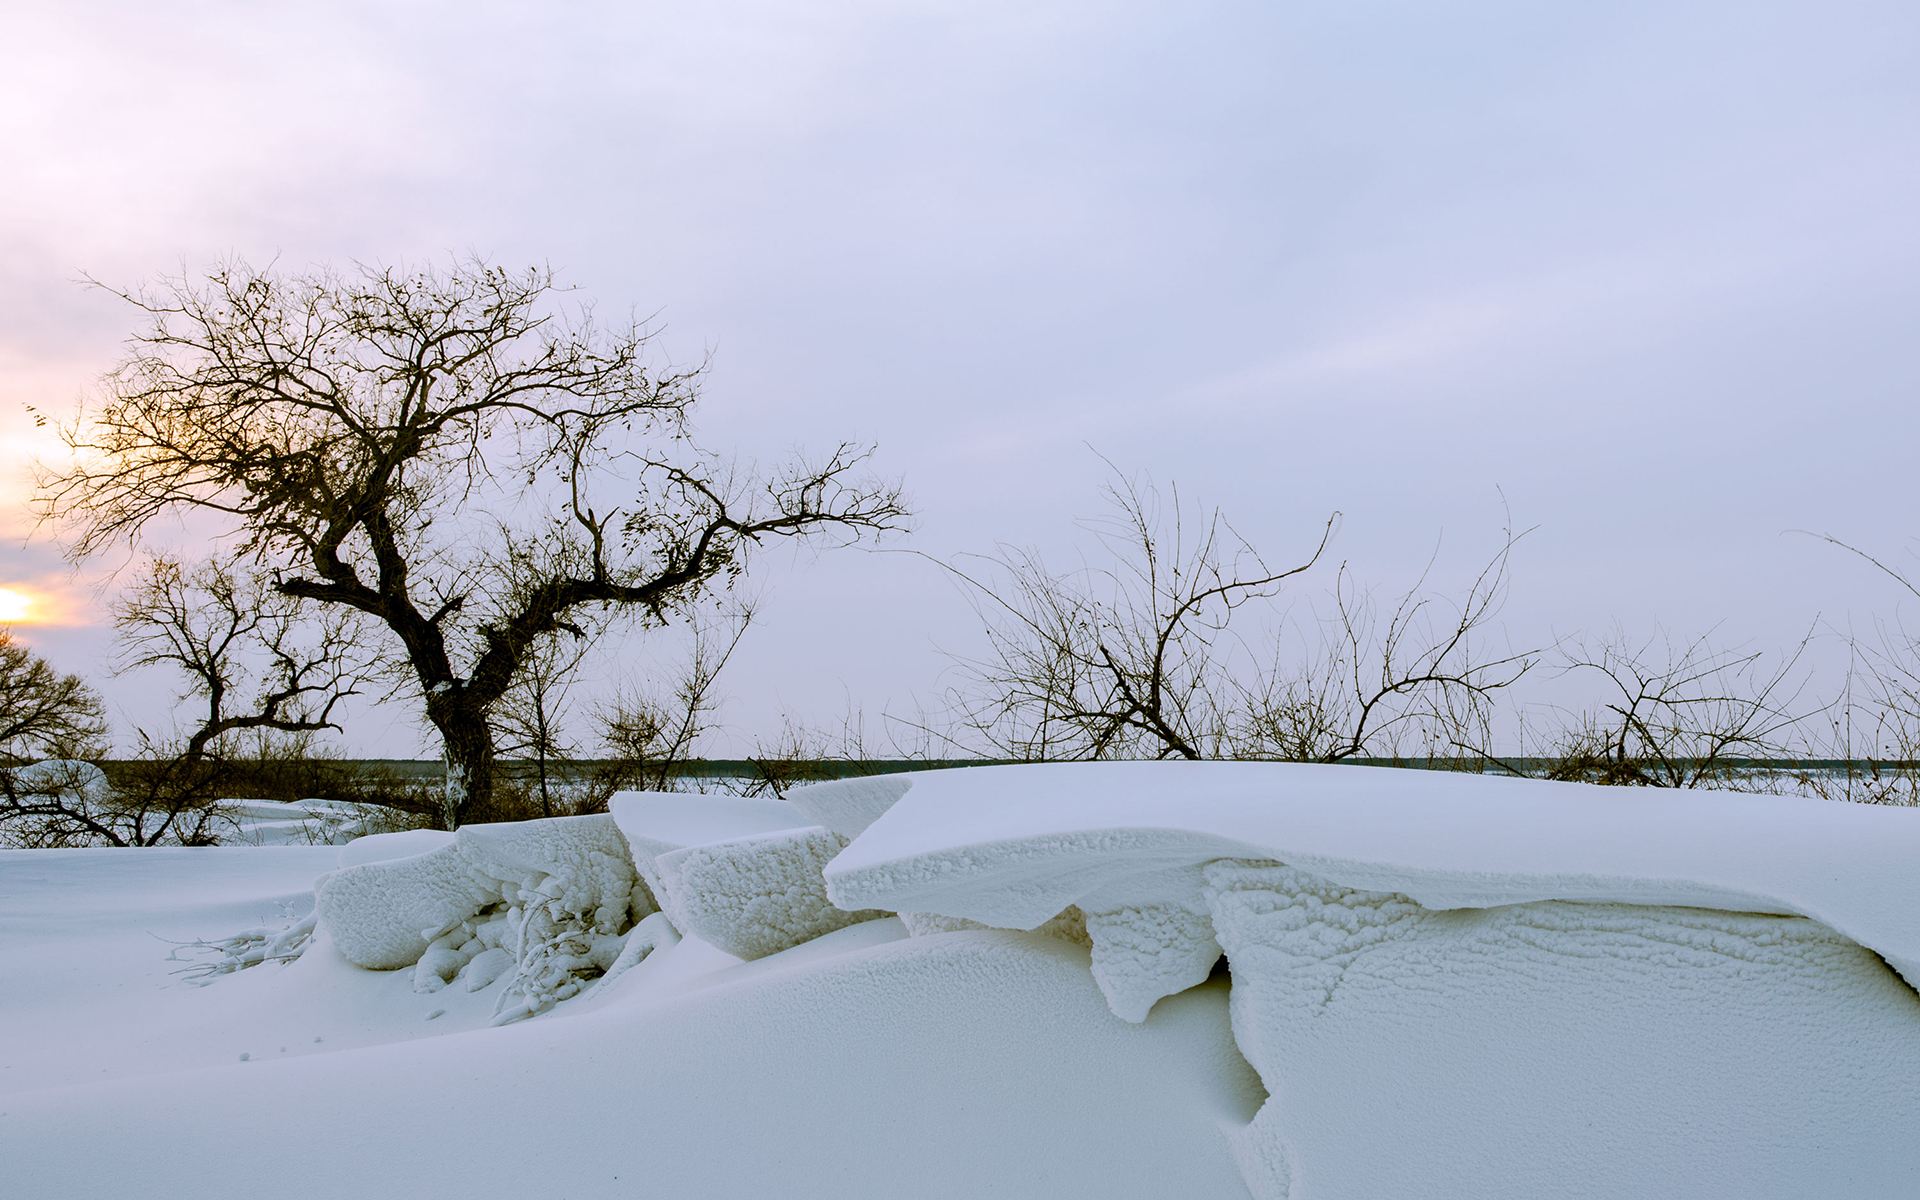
[3, 923, 1264, 1200]
[11, 761, 1920, 1199]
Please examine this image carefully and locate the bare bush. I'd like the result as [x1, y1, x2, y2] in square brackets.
[495, 629, 595, 818]
[1518, 628, 1815, 789]
[937, 465, 1530, 765]
[585, 607, 753, 802]
[938, 469, 1333, 759]
[1231, 531, 1533, 765]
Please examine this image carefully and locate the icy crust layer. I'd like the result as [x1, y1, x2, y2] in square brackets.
[1204, 861, 1920, 1199]
[654, 827, 890, 960]
[315, 814, 645, 973]
[786, 775, 914, 838]
[611, 792, 887, 959]
[825, 761, 1920, 992]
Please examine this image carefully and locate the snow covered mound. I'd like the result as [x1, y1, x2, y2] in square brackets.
[315, 813, 648, 1020]
[224, 798, 378, 845]
[15, 764, 1920, 1200]
[825, 761, 1920, 1001]
[612, 792, 886, 958]
[4, 919, 1262, 1200]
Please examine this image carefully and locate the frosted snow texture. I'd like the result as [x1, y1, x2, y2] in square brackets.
[1203, 860, 1920, 1199]
[611, 792, 886, 958]
[825, 761, 1920, 1018]
[899, 905, 1091, 946]
[315, 814, 645, 976]
[654, 826, 889, 959]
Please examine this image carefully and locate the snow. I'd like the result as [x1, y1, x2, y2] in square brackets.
[786, 774, 914, 837]
[1203, 860, 1920, 1198]
[653, 825, 890, 958]
[311, 813, 649, 1023]
[8, 761, 1920, 1198]
[315, 812, 639, 971]
[611, 791, 884, 959]
[2, 846, 1261, 1199]
[334, 826, 453, 867]
[825, 761, 1920, 1004]
[221, 797, 377, 845]
[7, 758, 109, 800]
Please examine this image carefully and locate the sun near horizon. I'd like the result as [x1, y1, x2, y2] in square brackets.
[0, 584, 49, 625]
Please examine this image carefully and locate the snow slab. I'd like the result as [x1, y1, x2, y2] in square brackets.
[609, 791, 804, 905]
[314, 812, 642, 1003]
[609, 792, 884, 958]
[652, 825, 890, 959]
[786, 774, 915, 838]
[825, 761, 1920, 986]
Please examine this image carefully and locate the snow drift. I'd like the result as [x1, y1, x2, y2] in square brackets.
[821, 762, 1920, 1197]
[824, 761, 1920, 996]
[11, 761, 1920, 1199]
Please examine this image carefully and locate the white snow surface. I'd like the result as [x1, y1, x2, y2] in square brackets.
[786, 773, 915, 837]
[11, 763, 1920, 1199]
[1203, 860, 1920, 1198]
[6, 758, 110, 800]
[825, 761, 1920, 988]
[611, 791, 884, 959]
[653, 825, 889, 959]
[314, 813, 642, 979]
[2, 843, 1260, 1199]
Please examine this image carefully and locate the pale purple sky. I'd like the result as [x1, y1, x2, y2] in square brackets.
[4, 1, 1918, 755]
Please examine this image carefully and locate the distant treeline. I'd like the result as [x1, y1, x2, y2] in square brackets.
[91, 755, 1908, 801]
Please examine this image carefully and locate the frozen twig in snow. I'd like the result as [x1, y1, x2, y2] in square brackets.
[165, 911, 317, 985]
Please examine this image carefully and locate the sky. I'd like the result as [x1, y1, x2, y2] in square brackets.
[3, 0, 1918, 756]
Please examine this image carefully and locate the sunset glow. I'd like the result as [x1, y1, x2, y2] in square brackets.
[0, 585, 43, 624]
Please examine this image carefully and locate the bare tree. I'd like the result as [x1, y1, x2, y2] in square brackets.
[1797, 630, 1920, 806]
[937, 465, 1531, 765]
[111, 558, 364, 844]
[0, 634, 114, 847]
[1, 560, 360, 847]
[116, 558, 361, 763]
[1791, 535, 1920, 804]
[40, 259, 907, 824]
[0, 630, 106, 761]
